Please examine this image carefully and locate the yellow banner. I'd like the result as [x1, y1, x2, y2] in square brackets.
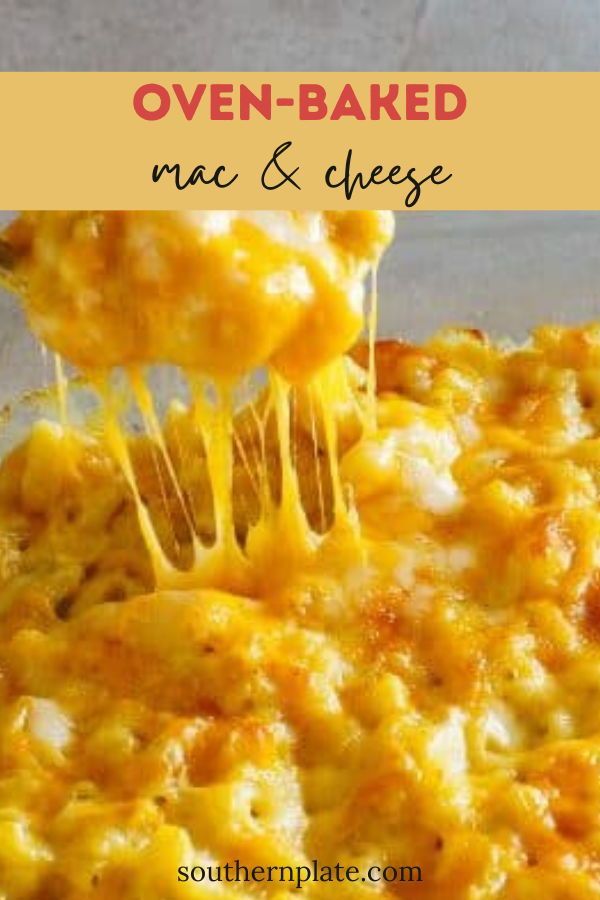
[1, 72, 598, 209]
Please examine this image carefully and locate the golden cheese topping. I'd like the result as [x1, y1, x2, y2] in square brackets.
[4, 211, 393, 382]
[1, 213, 600, 900]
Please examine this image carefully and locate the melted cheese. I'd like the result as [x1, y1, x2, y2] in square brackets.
[5, 211, 393, 382]
[1, 214, 600, 899]
[3, 211, 393, 594]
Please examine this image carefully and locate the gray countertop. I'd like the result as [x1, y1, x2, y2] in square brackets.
[1, 0, 599, 71]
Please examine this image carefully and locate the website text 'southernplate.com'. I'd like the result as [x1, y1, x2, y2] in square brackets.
[177, 860, 423, 890]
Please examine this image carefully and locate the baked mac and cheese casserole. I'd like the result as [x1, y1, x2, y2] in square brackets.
[0, 211, 599, 899]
